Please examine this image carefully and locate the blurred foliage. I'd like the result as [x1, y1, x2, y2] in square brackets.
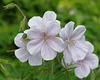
[0, 0, 100, 80]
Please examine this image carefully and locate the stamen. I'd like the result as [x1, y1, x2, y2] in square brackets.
[68, 41, 71, 44]
[68, 40, 76, 46]
[41, 25, 45, 32]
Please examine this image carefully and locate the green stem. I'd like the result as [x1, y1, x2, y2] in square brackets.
[51, 60, 54, 75]
[23, 73, 32, 80]
[14, 3, 26, 32]
[6, 49, 15, 52]
[57, 55, 61, 64]
[0, 64, 10, 77]
[66, 70, 70, 80]
[9, 63, 21, 79]
[14, 4, 25, 17]
[39, 71, 43, 80]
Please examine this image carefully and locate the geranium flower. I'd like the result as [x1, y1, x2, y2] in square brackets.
[62, 42, 99, 78]
[28, 11, 57, 29]
[74, 53, 98, 78]
[14, 31, 42, 66]
[60, 21, 88, 63]
[74, 42, 98, 78]
[27, 20, 65, 60]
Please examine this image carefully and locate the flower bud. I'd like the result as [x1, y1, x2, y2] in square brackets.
[19, 17, 26, 32]
[3, 3, 15, 9]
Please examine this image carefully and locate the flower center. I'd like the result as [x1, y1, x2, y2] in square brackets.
[76, 60, 84, 67]
[68, 40, 76, 46]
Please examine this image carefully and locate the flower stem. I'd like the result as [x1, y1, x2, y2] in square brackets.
[0, 64, 10, 77]
[9, 63, 21, 79]
[6, 49, 15, 52]
[66, 70, 70, 80]
[39, 70, 43, 80]
[14, 3, 26, 32]
[51, 60, 54, 75]
[14, 4, 25, 17]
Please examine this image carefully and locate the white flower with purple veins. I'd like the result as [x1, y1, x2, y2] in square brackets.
[74, 42, 98, 78]
[14, 31, 42, 66]
[27, 13, 65, 60]
[60, 21, 88, 64]
[62, 42, 99, 78]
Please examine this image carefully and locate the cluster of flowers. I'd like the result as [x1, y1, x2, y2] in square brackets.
[14, 11, 99, 78]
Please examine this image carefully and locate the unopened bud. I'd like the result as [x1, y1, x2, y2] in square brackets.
[19, 19, 26, 32]
[3, 3, 15, 9]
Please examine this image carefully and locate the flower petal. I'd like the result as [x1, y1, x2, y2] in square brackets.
[27, 27, 43, 40]
[27, 39, 44, 55]
[15, 48, 30, 62]
[84, 41, 94, 53]
[14, 33, 26, 47]
[59, 28, 67, 41]
[43, 11, 57, 22]
[24, 29, 30, 34]
[65, 21, 74, 39]
[28, 53, 42, 66]
[28, 16, 43, 27]
[63, 48, 73, 64]
[48, 37, 65, 52]
[75, 63, 90, 78]
[84, 54, 99, 69]
[72, 25, 86, 40]
[41, 43, 57, 60]
[82, 35, 85, 41]
[45, 20, 60, 36]
[69, 41, 88, 61]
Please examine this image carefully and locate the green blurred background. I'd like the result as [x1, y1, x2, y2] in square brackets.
[0, 0, 100, 80]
